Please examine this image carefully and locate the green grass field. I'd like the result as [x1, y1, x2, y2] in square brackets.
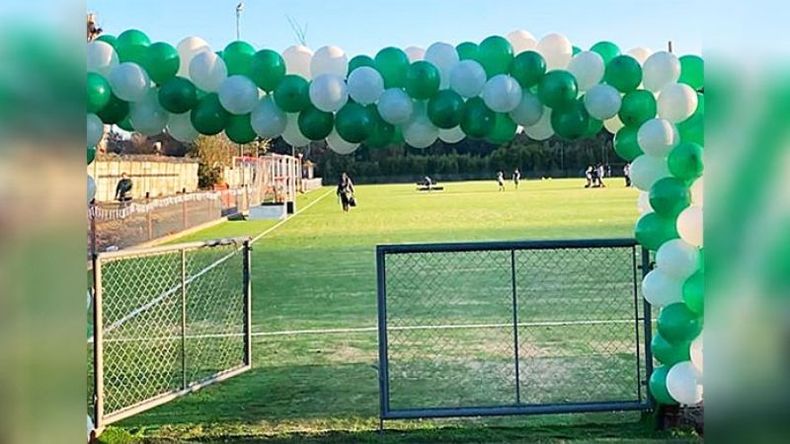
[99, 179, 699, 443]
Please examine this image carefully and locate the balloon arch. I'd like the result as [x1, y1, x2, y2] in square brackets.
[86, 29, 704, 406]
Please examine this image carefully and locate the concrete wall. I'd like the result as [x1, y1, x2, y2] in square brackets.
[88, 156, 199, 202]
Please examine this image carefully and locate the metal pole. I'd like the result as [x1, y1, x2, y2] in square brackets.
[376, 247, 391, 420]
[510, 249, 521, 404]
[641, 247, 655, 408]
[92, 255, 104, 431]
[631, 246, 643, 402]
[181, 248, 188, 389]
[243, 240, 252, 366]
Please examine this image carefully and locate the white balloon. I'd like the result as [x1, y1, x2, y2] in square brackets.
[677, 206, 704, 247]
[482, 75, 522, 113]
[108, 62, 150, 102]
[403, 106, 439, 149]
[658, 83, 698, 123]
[347, 67, 384, 105]
[189, 51, 227, 93]
[439, 126, 465, 144]
[690, 334, 704, 377]
[666, 361, 703, 405]
[450, 60, 487, 98]
[87, 175, 96, 204]
[87, 114, 104, 147]
[377, 88, 413, 125]
[630, 154, 670, 191]
[637, 118, 679, 157]
[404, 46, 426, 62]
[218, 75, 259, 115]
[637, 191, 653, 214]
[642, 269, 684, 307]
[176, 36, 211, 77]
[537, 33, 573, 70]
[309, 74, 349, 113]
[129, 90, 168, 136]
[584, 84, 622, 120]
[690, 177, 704, 207]
[657, 239, 700, 280]
[603, 115, 625, 134]
[87, 41, 119, 77]
[282, 45, 313, 79]
[281, 113, 309, 147]
[311, 45, 348, 78]
[507, 30, 538, 54]
[627, 47, 653, 65]
[167, 112, 199, 142]
[251, 96, 287, 138]
[523, 107, 554, 141]
[509, 91, 543, 126]
[642, 51, 681, 92]
[425, 42, 460, 89]
[567, 51, 605, 92]
[326, 129, 359, 154]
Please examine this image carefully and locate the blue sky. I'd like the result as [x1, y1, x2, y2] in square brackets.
[87, 0, 704, 56]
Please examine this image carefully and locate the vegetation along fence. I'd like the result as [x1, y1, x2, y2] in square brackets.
[376, 238, 653, 422]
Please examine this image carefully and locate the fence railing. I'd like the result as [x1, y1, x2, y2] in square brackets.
[88, 237, 252, 431]
[376, 238, 652, 421]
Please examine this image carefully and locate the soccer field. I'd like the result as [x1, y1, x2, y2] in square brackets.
[101, 179, 697, 443]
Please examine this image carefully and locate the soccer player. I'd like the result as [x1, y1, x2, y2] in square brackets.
[513, 169, 521, 190]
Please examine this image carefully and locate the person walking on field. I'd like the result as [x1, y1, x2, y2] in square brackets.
[497, 171, 505, 191]
[623, 163, 632, 187]
[115, 172, 133, 207]
[336, 172, 356, 212]
[513, 168, 521, 190]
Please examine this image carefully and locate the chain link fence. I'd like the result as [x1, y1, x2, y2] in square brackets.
[376, 238, 652, 421]
[88, 237, 252, 431]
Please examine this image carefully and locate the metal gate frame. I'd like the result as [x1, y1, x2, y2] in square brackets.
[376, 238, 653, 421]
[90, 237, 253, 431]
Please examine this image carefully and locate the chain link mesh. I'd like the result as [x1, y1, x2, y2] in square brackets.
[382, 242, 647, 414]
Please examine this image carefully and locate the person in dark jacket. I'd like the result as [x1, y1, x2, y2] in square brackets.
[115, 172, 133, 205]
[336, 172, 355, 212]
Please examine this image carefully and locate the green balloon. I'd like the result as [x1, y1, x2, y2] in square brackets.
[87, 72, 111, 114]
[551, 100, 589, 140]
[509, 51, 546, 88]
[614, 126, 643, 161]
[605, 55, 642, 93]
[619, 90, 656, 127]
[456, 42, 479, 61]
[488, 113, 517, 144]
[460, 97, 495, 139]
[96, 34, 117, 48]
[335, 102, 373, 143]
[87, 145, 97, 165]
[348, 55, 376, 73]
[97, 93, 129, 125]
[679, 55, 704, 91]
[223, 41, 256, 77]
[677, 94, 704, 145]
[298, 106, 335, 141]
[117, 116, 134, 132]
[250, 49, 286, 92]
[658, 303, 702, 344]
[585, 117, 603, 138]
[365, 106, 396, 148]
[427, 90, 465, 129]
[190, 93, 230, 135]
[375, 47, 410, 89]
[142, 42, 179, 84]
[649, 177, 691, 217]
[477, 36, 514, 78]
[405, 61, 441, 100]
[683, 271, 704, 315]
[635, 212, 679, 251]
[572, 46, 581, 56]
[158, 77, 198, 114]
[537, 70, 578, 109]
[649, 366, 678, 405]
[668, 142, 704, 180]
[225, 114, 257, 144]
[652, 333, 691, 366]
[590, 41, 621, 65]
[115, 29, 150, 64]
[273, 75, 310, 113]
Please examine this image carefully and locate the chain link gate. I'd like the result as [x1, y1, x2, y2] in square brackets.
[376, 238, 653, 421]
[88, 237, 252, 431]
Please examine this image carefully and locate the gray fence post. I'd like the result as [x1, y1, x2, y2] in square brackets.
[92, 255, 104, 431]
[641, 247, 654, 408]
[181, 248, 188, 389]
[376, 246, 390, 423]
[243, 240, 252, 367]
[510, 249, 521, 405]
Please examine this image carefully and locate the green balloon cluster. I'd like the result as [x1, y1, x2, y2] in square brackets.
[605, 55, 642, 93]
[510, 51, 546, 88]
[635, 212, 679, 251]
[427, 90, 464, 129]
[538, 71, 578, 109]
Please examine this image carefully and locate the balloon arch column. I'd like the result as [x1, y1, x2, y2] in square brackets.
[87, 29, 704, 408]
